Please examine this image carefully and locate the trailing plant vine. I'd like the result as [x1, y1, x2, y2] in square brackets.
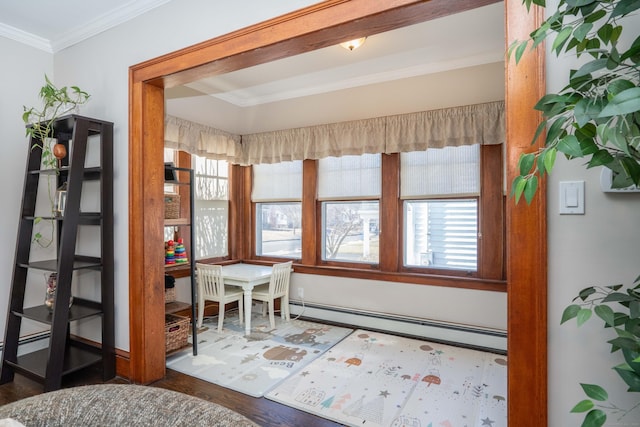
[561, 278, 640, 426]
[22, 75, 90, 247]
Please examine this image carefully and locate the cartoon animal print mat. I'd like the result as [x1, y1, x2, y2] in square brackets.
[266, 329, 507, 427]
[166, 312, 353, 397]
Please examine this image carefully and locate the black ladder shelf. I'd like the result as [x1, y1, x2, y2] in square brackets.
[0, 115, 115, 391]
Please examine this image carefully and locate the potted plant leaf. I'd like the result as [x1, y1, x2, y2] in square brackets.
[509, 0, 640, 426]
[23, 75, 90, 247]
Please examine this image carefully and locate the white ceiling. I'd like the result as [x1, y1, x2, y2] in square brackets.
[0, 1, 506, 135]
[166, 3, 506, 135]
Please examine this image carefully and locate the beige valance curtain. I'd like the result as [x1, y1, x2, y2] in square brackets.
[164, 115, 243, 163]
[165, 101, 504, 165]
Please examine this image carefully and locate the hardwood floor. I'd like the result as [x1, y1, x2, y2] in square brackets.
[0, 365, 342, 426]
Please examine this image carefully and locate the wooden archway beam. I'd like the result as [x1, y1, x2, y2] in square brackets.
[129, 1, 547, 425]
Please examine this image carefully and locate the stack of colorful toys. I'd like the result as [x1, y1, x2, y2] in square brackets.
[174, 238, 188, 264]
[165, 240, 175, 265]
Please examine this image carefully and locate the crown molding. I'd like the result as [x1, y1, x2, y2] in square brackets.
[51, 0, 172, 52]
[1, 0, 171, 53]
[0, 23, 52, 53]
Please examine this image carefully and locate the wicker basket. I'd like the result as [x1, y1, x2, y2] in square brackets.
[164, 194, 180, 219]
[164, 287, 176, 303]
[165, 314, 189, 353]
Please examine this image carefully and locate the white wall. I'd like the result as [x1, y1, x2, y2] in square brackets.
[0, 36, 53, 343]
[545, 4, 640, 425]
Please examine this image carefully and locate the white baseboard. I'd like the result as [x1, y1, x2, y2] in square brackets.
[289, 301, 506, 353]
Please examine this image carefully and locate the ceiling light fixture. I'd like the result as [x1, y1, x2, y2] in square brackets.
[340, 37, 367, 51]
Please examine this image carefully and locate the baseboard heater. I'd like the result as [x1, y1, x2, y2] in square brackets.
[0, 331, 50, 358]
[289, 301, 507, 354]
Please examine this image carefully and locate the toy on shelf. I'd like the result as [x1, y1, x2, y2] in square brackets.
[174, 238, 188, 264]
[165, 240, 175, 265]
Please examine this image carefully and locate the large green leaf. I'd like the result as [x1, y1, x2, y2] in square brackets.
[584, 9, 607, 23]
[544, 147, 557, 174]
[587, 150, 614, 168]
[622, 348, 640, 376]
[611, 0, 640, 19]
[620, 157, 640, 186]
[582, 409, 607, 427]
[578, 287, 597, 300]
[596, 23, 614, 45]
[519, 153, 536, 176]
[599, 88, 640, 117]
[577, 308, 593, 326]
[608, 337, 640, 352]
[614, 312, 630, 327]
[512, 175, 527, 204]
[603, 292, 637, 303]
[553, 27, 574, 54]
[566, 0, 596, 6]
[581, 383, 608, 401]
[573, 59, 608, 78]
[595, 304, 615, 327]
[523, 176, 538, 205]
[557, 135, 585, 158]
[620, 35, 640, 61]
[546, 117, 569, 145]
[607, 79, 636, 96]
[631, 300, 640, 319]
[571, 399, 594, 413]
[574, 98, 604, 127]
[573, 22, 593, 42]
[613, 364, 640, 391]
[562, 304, 582, 324]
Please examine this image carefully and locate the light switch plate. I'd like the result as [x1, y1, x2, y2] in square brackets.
[559, 181, 584, 214]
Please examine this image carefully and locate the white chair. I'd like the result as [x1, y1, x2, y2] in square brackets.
[251, 261, 293, 329]
[196, 263, 243, 332]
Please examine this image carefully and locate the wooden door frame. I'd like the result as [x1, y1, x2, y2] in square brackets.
[128, 1, 547, 425]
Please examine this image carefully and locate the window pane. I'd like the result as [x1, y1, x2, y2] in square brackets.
[194, 156, 229, 258]
[401, 145, 480, 198]
[256, 203, 302, 258]
[404, 199, 477, 271]
[318, 154, 381, 200]
[252, 161, 302, 201]
[322, 201, 379, 263]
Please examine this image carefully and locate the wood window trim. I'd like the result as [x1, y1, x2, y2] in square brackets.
[243, 148, 503, 286]
[128, 1, 547, 426]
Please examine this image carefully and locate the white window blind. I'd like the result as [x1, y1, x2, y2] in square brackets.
[194, 156, 229, 259]
[400, 144, 480, 198]
[252, 161, 302, 202]
[318, 154, 381, 200]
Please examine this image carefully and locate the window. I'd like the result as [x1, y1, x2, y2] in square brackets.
[401, 145, 480, 272]
[252, 161, 302, 258]
[318, 154, 380, 264]
[194, 156, 229, 259]
[244, 144, 504, 287]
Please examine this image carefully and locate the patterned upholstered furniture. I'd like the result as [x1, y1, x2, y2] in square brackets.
[0, 384, 257, 426]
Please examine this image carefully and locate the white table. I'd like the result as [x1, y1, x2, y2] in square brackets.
[221, 263, 272, 335]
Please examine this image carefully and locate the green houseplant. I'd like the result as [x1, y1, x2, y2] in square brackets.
[23, 75, 90, 246]
[510, 0, 640, 426]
